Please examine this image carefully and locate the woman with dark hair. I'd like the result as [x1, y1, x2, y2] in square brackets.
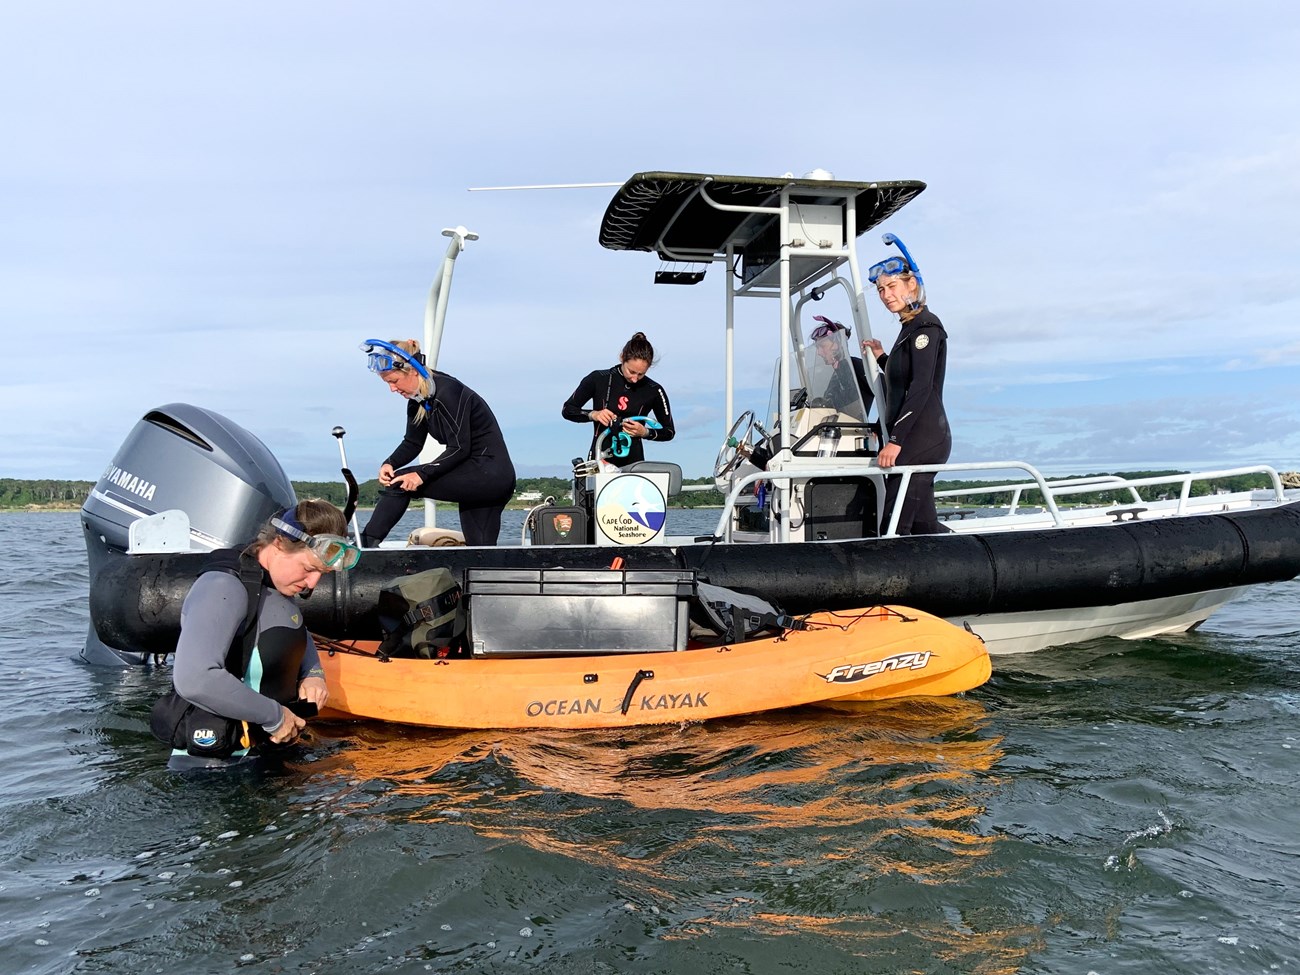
[861, 237, 951, 536]
[809, 316, 872, 419]
[561, 331, 676, 467]
[359, 338, 516, 548]
[161, 499, 356, 768]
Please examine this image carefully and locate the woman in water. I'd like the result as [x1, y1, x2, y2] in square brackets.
[160, 499, 356, 768]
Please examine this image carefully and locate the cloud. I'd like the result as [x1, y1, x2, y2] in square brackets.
[3, 1, 1300, 484]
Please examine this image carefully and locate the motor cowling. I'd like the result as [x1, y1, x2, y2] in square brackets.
[82, 404, 296, 664]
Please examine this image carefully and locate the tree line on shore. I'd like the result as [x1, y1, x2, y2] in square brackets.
[3, 470, 1286, 512]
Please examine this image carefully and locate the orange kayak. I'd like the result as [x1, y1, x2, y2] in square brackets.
[317, 606, 990, 730]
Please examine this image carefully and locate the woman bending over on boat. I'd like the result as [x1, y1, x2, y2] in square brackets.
[359, 338, 516, 547]
[159, 499, 357, 769]
[861, 237, 951, 535]
[562, 331, 676, 467]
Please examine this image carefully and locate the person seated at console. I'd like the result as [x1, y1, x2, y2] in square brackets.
[808, 316, 873, 420]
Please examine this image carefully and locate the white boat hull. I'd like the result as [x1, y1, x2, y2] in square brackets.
[954, 586, 1245, 656]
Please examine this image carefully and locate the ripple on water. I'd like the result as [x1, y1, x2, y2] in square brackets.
[2, 514, 1299, 972]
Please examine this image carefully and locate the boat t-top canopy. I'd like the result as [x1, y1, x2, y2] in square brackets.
[598, 169, 929, 542]
[598, 171, 925, 289]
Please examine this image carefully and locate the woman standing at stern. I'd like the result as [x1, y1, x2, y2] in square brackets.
[359, 339, 516, 547]
[562, 331, 675, 467]
[861, 236, 951, 536]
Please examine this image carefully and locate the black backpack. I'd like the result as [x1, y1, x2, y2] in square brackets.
[375, 567, 467, 658]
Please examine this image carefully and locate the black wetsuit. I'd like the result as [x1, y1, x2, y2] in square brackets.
[874, 307, 951, 535]
[825, 355, 873, 420]
[362, 371, 517, 547]
[562, 365, 676, 467]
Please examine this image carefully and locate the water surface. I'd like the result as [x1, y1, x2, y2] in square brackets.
[1, 512, 1297, 973]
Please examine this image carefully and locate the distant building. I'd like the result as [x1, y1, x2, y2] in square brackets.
[516, 490, 543, 502]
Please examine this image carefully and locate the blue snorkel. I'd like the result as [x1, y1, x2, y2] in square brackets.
[881, 233, 922, 288]
[361, 339, 435, 407]
[596, 415, 663, 462]
[868, 234, 925, 310]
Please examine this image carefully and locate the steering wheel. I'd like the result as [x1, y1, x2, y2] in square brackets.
[713, 410, 773, 478]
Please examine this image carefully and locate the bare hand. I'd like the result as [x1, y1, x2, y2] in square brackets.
[269, 706, 306, 744]
[590, 408, 617, 426]
[298, 676, 328, 707]
[862, 338, 885, 359]
[392, 471, 424, 491]
[876, 442, 902, 469]
[621, 419, 649, 438]
[377, 462, 396, 486]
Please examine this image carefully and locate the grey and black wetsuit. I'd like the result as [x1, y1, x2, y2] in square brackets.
[361, 371, 517, 547]
[875, 307, 951, 535]
[170, 554, 323, 766]
[562, 365, 676, 467]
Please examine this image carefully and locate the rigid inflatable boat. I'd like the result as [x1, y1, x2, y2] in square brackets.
[80, 171, 1300, 667]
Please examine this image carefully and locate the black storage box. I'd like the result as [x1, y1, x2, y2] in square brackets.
[465, 567, 695, 656]
[529, 505, 589, 545]
[804, 477, 879, 541]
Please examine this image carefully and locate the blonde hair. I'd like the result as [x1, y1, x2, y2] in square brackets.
[879, 272, 927, 322]
[382, 338, 434, 400]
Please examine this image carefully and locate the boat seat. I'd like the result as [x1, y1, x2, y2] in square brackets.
[621, 461, 682, 497]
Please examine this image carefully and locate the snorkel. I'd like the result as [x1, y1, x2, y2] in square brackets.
[868, 234, 925, 312]
[596, 415, 664, 465]
[360, 339, 435, 405]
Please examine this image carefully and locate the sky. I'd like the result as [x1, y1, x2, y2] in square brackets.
[3, 1, 1300, 486]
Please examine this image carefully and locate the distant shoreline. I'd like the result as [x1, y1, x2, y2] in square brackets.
[1, 503, 729, 514]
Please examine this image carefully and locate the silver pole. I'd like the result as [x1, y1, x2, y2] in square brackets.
[420, 226, 478, 528]
[331, 426, 363, 544]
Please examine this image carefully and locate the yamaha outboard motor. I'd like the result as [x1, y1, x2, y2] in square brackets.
[81, 404, 296, 665]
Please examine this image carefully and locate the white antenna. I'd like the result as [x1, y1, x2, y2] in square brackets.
[467, 181, 622, 192]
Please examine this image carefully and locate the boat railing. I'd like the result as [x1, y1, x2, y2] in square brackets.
[934, 465, 1287, 516]
[714, 460, 1066, 540]
[713, 462, 1289, 542]
[937, 475, 1136, 513]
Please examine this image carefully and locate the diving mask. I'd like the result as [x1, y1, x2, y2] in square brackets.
[867, 255, 912, 283]
[360, 339, 432, 381]
[271, 516, 361, 570]
[868, 233, 924, 287]
[810, 315, 851, 340]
